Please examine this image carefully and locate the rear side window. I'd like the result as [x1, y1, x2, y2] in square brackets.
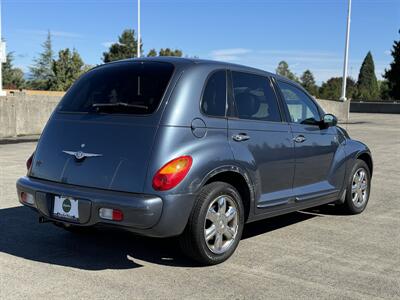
[277, 81, 320, 124]
[201, 70, 227, 117]
[231, 72, 281, 122]
[58, 62, 174, 115]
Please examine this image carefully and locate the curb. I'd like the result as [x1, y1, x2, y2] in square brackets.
[0, 135, 40, 145]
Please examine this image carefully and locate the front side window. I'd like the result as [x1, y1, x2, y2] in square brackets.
[277, 81, 321, 125]
[201, 70, 227, 117]
[231, 72, 281, 122]
[58, 62, 174, 115]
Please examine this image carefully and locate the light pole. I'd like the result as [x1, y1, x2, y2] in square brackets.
[137, 0, 141, 58]
[340, 0, 352, 101]
[0, 0, 7, 96]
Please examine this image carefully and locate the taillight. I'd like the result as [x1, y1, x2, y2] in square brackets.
[152, 156, 193, 191]
[26, 152, 34, 173]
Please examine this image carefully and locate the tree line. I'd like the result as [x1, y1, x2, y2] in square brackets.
[3, 29, 183, 92]
[276, 31, 399, 101]
[2, 28, 400, 101]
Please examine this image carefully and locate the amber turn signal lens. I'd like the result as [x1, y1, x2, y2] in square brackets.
[152, 156, 193, 191]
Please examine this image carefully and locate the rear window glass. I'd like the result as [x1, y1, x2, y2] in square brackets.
[58, 62, 174, 115]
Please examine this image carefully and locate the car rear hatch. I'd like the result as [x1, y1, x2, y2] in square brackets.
[30, 61, 175, 193]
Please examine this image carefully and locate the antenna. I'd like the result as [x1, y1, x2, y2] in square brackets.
[0, 0, 7, 96]
[137, 0, 141, 58]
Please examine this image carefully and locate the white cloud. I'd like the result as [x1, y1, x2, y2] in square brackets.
[210, 48, 252, 61]
[16, 29, 83, 39]
[384, 50, 391, 56]
[205, 48, 388, 84]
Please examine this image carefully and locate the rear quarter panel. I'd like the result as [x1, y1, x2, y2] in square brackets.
[143, 125, 236, 195]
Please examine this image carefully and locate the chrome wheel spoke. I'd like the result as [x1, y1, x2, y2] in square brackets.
[354, 173, 360, 183]
[358, 190, 364, 202]
[218, 197, 226, 214]
[359, 171, 365, 182]
[214, 232, 223, 251]
[351, 184, 358, 193]
[225, 207, 237, 222]
[206, 207, 219, 224]
[360, 182, 367, 191]
[205, 225, 217, 241]
[353, 192, 359, 202]
[224, 226, 236, 240]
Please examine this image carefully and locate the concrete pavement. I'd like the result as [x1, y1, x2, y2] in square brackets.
[0, 113, 399, 299]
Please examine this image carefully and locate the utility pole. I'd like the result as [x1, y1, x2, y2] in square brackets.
[0, 0, 7, 96]
[340, 0, 352, 101]
[137, 0, 141, 58]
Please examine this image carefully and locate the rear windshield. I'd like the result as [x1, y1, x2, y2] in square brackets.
[58, 61, 174, 115]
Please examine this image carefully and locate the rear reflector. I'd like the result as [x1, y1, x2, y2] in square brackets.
[21, 192, 35, 205]
[99, 208, 124, 221]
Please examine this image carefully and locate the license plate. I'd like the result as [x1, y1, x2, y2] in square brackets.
[53, 196, 79, 220]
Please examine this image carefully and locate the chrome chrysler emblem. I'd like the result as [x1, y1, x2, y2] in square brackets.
[62, 150, 103, 160]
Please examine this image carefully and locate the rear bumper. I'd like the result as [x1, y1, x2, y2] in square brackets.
[16, 176, 195, 237]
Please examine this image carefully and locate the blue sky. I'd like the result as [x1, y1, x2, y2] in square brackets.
[2, 0, 400, 84]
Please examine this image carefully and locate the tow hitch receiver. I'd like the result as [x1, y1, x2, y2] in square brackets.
[38, 216, 51, 224]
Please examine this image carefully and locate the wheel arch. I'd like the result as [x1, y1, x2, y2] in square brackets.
[356, 151, 373, 176]
[201, 166, 255, 222]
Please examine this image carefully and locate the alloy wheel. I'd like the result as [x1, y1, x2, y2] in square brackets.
[204, 195, 239, 254]
[351, 167, 369, 208]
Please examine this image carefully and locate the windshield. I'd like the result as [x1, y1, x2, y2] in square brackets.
[58, 61, 174, 114]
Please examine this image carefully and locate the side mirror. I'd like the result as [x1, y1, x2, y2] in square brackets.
[323, 113, 337, 127]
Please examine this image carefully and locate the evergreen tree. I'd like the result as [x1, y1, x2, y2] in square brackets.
[147, 49, 157, 57]
[300, 70, 319, 97]
[356, 51, 379, 100]
[158, 48, 183, 57]
[2, 52, 25, 89]
[276, 61, 298, 82]
[383, 30, 400, 100]
[319, 77, 356, 100]
[29, 31, 54, 90]
[379, 80, 391, 100]
[146, 48, 183, 57]
[49, 48, 85, 91]
[102, 29, 142, 63]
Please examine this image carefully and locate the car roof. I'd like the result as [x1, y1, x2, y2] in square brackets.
[100, 56, 299, 87]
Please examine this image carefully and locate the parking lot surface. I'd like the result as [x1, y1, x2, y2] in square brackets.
[0, 113, 399, 299]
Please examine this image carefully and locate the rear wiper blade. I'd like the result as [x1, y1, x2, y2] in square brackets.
[92, 102, 148, 109]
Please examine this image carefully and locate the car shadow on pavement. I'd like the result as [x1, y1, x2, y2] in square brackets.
[242, 211, 318, 240]
[303, 203, 349, 216]
[0, 206, 319, 270]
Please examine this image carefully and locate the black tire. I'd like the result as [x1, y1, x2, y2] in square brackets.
[340, 159, 371, 214]
[179, 181, 245, 265]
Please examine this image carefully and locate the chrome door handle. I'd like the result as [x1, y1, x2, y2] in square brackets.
[232, 133, 250, 142]
[293, 135, 306, 143]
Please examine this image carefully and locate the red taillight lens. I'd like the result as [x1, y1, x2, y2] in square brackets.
[26, 152, 34, 172]
[112, 209, 124, 221]
[152, 156, 193, 191]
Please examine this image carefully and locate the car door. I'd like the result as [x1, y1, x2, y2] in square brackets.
[227, 71, 295, 212]
[276, 80, 345, 203]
